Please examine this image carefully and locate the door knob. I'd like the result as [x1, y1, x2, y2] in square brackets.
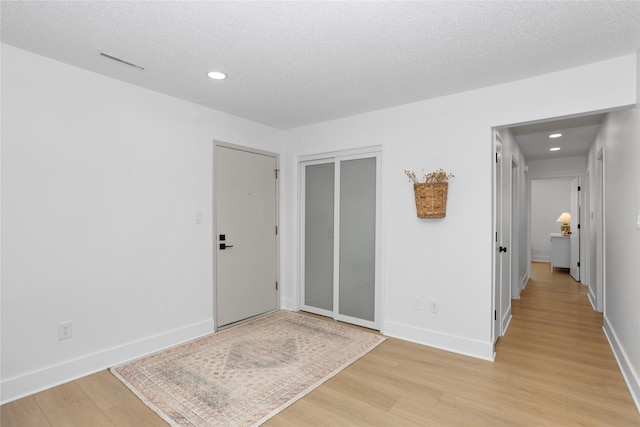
[219, 243, 234, 250]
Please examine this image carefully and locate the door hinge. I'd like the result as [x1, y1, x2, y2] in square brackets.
[275, 169, 279, 179]
[578, 185, 581, 191]
[495, 232, 498, 242]
[577, 223, 580, 229]
[275, 281, 278, 291]
[577, 262, 580, 267]
[495, 153, 498, 163]
[275, 225, 278, 235]
[494, 310, 497, 320]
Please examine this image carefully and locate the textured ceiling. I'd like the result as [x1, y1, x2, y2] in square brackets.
[2, 1, 639, 132]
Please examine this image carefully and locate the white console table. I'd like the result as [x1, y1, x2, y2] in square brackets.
[550, 233, 570, 271]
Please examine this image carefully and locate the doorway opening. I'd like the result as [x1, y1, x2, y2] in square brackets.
[492, 111, 611, 350]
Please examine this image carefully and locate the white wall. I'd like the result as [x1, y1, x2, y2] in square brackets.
[530, 180, 571, 261]
[588, 105, 640, 409]
[582, 48, 640, 410]
[280, 54, 637, 361]
[528, 156, 586, 179]
[0, 44, 283, 403]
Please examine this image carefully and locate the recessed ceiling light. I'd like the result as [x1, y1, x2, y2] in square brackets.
[207, 71, 226, 80]
[549, 147, 561, 151]
[549, 133, 562, 138]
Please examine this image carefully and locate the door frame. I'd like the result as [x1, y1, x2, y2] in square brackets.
[298, 146, 382, 330]
[511, 157, 520, 299]
[213, 140, 280, 330]
[492, 133, 504, 348]
[594, 148, 605, 312]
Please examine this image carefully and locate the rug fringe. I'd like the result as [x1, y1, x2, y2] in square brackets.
[109, 367, 181, 427]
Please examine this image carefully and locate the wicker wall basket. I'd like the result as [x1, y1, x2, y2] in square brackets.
[414, 182, 448, 218]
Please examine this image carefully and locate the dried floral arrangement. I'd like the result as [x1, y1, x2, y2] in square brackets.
[404, 168, 454, 184]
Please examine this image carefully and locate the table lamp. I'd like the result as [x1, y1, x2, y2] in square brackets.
[556, 212, 571, 236]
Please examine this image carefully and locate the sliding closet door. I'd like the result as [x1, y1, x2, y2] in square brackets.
[301, 150, 380, 329]
[303, 162, 334, 314]
[338, 157, 376, 322]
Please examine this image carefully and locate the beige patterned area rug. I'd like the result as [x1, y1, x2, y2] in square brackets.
[111, 310, 385, 426]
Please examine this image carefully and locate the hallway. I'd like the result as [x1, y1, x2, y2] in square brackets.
[495, 261, 639, 424]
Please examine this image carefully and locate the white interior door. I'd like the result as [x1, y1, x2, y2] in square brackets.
[215, 145, 278, 328]
[300, 150, 380, 330]
[570, 177, 580, 281]
[493, 138, 502, 344]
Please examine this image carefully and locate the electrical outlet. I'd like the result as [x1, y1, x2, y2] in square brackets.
[429, 300, 439, 314]
[58, 321, 72, 340]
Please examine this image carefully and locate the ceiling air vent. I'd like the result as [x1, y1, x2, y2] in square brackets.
[99, 51, 145, 70]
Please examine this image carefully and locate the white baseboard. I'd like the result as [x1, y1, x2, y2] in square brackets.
[603, 315, 640, 413]
[502, 306, 512, 335]
[382, 320, 494, 361]
[280, 296, 297, 312]
[531, 256, 550, 263]
[520, 271, 530, 290]
[0, 319, 214, 405]
[587, 287, 599, 311]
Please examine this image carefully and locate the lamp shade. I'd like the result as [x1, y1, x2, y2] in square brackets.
[556, 212, 571, 223]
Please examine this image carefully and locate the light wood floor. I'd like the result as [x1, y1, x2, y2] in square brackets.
[2, 262, 639, 426]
